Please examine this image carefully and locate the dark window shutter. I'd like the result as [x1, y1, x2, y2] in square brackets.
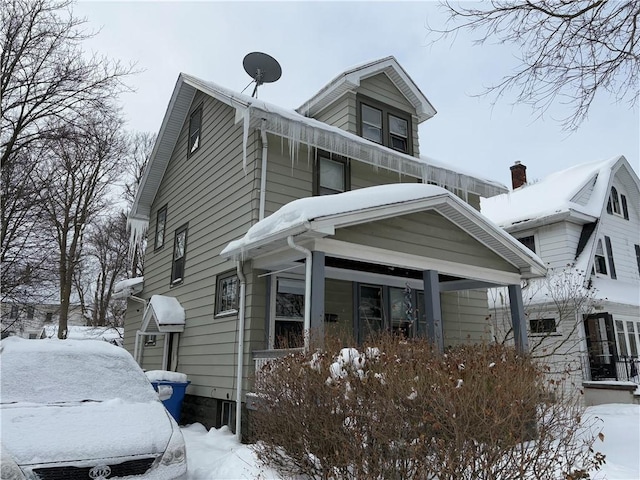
[621, 195, 629, 220]
[604, 236, 617, 279]
[635, 244, 640, 276]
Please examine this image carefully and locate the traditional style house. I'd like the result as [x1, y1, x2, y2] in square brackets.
[482, 156, 640, 404]
[124, 56, 546, 435]
[1, 302, 85, 339]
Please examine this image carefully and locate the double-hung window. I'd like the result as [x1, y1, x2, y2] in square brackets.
[358, 96, 412, 154]
[155, 205, 167, 250]
[188, 106, 202, 156]
[171, 225, 188, 285]
[594, 237, 617, 279]
[215, 271, 239, 315]
[272, 277, 305, 349]
[315, 152, 350, 195]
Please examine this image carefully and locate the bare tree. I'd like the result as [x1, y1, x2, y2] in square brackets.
[74, 212, 129, 327]
[38, 113, 127, 338]
[430, 1, 640, 129]
[1, 0, 132, 304]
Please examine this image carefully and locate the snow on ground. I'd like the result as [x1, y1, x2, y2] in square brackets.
[181, 403, 640, 480]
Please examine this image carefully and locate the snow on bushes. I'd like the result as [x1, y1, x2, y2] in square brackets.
[251, 334, 604, 480]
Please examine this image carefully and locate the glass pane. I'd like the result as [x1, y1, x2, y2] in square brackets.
[627, 321, 638, 356]
[390, 287, 413, 336]
[219, 276, 238, 312]
[362, 124, 382, 143]
[175, 231, 186, 259]
[276, 278, 304, 318]
[274, 320, 303, 349]
[359, 285, 383, 340]
[320, 158, 344, 192]
[389, 115, 408, 137]
[390, 135, 407, 152]
[362, 104, 382, 127]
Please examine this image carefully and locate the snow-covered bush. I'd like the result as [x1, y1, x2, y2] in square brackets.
[251, 334, 604, 479]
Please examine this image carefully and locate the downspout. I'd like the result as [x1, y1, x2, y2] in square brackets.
[287, 236, 312, 351]
[259, 120, 268, 221]
[235, 260, 247, 441]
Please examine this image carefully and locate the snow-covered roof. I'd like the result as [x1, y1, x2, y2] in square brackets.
[129, 62, 506, 230]
[140, 295, 185, 334]
[296, 56, 437, 123]
[481, 155, 635, 230]
[113, 276, 144, 299]
[221, 184, 546, 279]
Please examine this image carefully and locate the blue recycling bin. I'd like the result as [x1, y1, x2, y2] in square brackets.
[150, 380, 190, 423]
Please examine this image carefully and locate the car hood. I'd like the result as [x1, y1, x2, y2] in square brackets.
[0, 399, 174, 465]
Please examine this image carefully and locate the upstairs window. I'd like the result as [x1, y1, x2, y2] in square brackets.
[594, 239, 607, 275]
[188, 106, 202, 156]
[155, 205, 167, 250]
[315, 152, 350, 195]
[171, 225, 188, 285]
[517, 235, 536, 254]
[357, 96, 413, 154]
[607, 186, 629, 219]
[9, 305, 17, 318]
[26, 305, 34, 319]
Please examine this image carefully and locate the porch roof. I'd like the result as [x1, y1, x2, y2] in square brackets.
[221, 184, 546, 279]
[140, 295, 185, 334]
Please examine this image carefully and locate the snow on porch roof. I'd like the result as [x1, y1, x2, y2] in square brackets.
[221, 184, 546, 278]
[141, 295, 185, 334]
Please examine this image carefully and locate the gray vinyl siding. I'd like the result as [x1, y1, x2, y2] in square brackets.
[333, 211, 518, 273]
[124, 91, 262, 401]
[312, 92, 357, 134]
[442, 289, 491, 346]
[351, 160, 420, 188]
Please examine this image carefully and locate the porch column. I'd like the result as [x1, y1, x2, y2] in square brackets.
[423, 270, 444, 353]
[310, 251, 325, 347]
[508, 284, 529, 354]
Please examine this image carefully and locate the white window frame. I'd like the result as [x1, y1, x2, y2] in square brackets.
[268, 274, 305, 349]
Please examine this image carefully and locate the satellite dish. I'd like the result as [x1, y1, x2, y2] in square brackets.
[243, 52, 282, 98]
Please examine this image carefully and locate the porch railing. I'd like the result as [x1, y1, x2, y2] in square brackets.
[252, 348, 304, 378]
[584, 355, 640, 384]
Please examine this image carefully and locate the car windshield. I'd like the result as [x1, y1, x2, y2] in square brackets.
[0, 338, 159, 405]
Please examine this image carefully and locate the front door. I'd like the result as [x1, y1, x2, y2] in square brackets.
[583, 313, 617, 380]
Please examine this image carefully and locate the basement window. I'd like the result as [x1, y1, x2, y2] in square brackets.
[529, 318, 557, 335]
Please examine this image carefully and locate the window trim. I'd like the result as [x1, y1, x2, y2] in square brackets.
[529, 317, 559, 336]
[170, 224, 188, 286]
[154, 205, 168, 251]
[313, 150, 351, 196]
[356, 95, 413, 155]
[215, 270, 240, 316]
[188, 105, 203, 157]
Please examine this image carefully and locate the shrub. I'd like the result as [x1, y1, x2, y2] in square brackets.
[252, 335, 604, 479]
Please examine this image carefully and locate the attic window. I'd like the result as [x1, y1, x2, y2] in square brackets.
[607, 186, 629, 219]
[517, 235, 536, 254]
[357, 96, 413, 155]
[188, 106, 202, 156]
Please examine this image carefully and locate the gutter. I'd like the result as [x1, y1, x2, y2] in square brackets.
[235, 260, 247, 441]
[287, 236, 312, 352]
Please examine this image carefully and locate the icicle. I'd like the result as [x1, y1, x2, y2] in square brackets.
[127, 216, 149, 266]
[241, 107, 250, 172]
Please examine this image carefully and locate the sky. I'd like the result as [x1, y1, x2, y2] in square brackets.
[75, 1, 639, 189]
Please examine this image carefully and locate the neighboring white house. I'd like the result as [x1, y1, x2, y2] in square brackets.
[1, 302, 86, 339]
[482, 156, 640, 402]
[40, 325, 124, 345]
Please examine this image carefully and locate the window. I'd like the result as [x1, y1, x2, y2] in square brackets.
[145, 335, 157, 347]
[315, 152, 350, 195]
[9, 305, 17, 318]
[517, 235, 536, 254]
[358, 285, 384, 341]
[273, 277, 305, 349]
[45, 312, 53, 323]
[594, 239, 607, 275]
[357, 96, 413, 154]
[220, 400, 234, 427]
[155, 206, 167, 250]
[215, 271, 239, 315]
[616, 320, 629, 356]
[635, 244, 640, 276]
[28, 333, 37, 339]
[626, 321, 639, 357]
[188, 106, 202, 156]
[604, 236, 617, 279]
[607, 186, 629, 220]
[26, 305, 34, 319]
[529, 318, 557, 335]
[170, 225, 188, 285]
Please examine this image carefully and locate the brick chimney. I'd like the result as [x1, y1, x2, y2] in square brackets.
[510, 161, 527, 189]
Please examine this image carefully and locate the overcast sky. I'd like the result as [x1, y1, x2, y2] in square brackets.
[76, 1, 639, 189]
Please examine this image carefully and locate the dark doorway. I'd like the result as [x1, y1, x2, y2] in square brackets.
[583, 313, 617, 380]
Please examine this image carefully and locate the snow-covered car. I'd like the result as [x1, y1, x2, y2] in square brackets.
[0, 337, 187, 480]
